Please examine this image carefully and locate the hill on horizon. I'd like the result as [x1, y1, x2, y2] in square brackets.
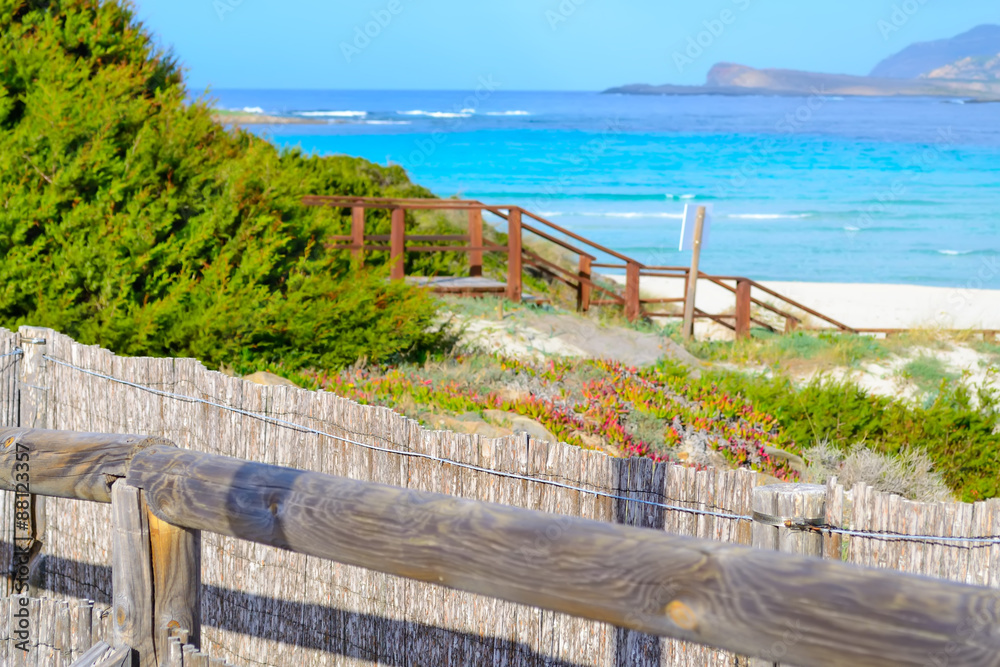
[607, 24, 1000, 97]
[871, 24, 1000, 79]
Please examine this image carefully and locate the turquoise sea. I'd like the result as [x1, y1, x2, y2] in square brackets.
[212, 90, 999, 288]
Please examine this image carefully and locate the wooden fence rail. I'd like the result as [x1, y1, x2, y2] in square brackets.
[3, 427, 1000, 667]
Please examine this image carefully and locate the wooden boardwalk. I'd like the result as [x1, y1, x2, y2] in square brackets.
[306, 196, 1000, 341]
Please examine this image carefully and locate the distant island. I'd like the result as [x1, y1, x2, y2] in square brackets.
[211, 109, 321, 125]
[606, 24, 1000, 99]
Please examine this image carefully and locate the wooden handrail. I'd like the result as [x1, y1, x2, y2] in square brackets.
[5, 427, 1000, 666]
[519, 209, 638, 265]
[520, 223, 597, 260]
[747, 279, 857, 333]
[302, 195, 863, 333]
[703, 276, 801, 325]
[694, 308, 737, 332]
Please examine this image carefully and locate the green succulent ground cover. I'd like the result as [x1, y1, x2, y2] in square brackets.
[263, 344, 998, 501]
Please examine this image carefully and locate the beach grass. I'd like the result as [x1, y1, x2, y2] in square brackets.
[681, 330, 889, 369]
[900, 355, 961, 397]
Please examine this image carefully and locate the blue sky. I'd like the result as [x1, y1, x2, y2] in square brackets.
[131, 0, 997, 91]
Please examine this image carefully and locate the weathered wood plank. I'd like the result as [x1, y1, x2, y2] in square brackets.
[0, 428, 172, 502]
[68, 640, 112, 667]
[147, 505, 200, 662]
[110, 484, 155, 667]
[93, 645, 131, 667]
[128, 444, 1000, 667]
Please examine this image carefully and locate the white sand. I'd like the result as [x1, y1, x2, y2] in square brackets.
[608, 277, 1000, 331]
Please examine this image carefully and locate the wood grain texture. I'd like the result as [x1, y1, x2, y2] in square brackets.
[147, 506, 200, 663]
[110, 484, 155, 667]
[70, 640, 112, 666]
[0, 428, 172, 503]
[126, 445, 1000, 667]
[93, 645, 131, 667]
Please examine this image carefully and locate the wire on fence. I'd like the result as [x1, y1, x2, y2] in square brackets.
[40, 354, 1000, 547]
[0, 348, 23, 360]
[41, 354, 753, 523]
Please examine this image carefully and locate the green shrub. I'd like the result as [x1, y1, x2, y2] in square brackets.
[0, 0, 442, 370]
[668, 361, 1000, 501]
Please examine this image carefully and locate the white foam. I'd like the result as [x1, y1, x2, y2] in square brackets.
[240, 106, 265, 114]
[939, 249, 972, 255]
[398, 110, 471, 118]
[843, 225, 861, 232]
[726, 213, 811, 220]
[484, 110, 531, 116]
[295, 110, 367, 118]
[581, 212, 684, 219]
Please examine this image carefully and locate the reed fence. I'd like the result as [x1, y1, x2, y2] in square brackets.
[1, 327, 761, 666]
[2, 326, 1000, 666]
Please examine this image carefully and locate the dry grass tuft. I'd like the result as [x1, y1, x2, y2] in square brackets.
[805, 441, 954, 503]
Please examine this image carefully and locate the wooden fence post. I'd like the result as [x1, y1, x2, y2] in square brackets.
[577, 256, 592, 312]
[681, 206, 707, 340]
[390, 208, 406, 280]
[506, 208, 522, 303]
[735, 279, 751, 341]
[351, 207, 365, 266]
[468, 208, 483, 278]
[624, 261, 641, 322]
[148, 508, 200, 662]
[14, 328, 48, 598]
[751, 483, 826, 667]
[113, 483, 199, 667]
[111, 483, 155, 665]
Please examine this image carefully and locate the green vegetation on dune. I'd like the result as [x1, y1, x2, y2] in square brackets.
[698, 366, 998, 501]
[685, 330, 891, 368]
[264, 338, 998, 501]
[0, 0, 448, 370]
